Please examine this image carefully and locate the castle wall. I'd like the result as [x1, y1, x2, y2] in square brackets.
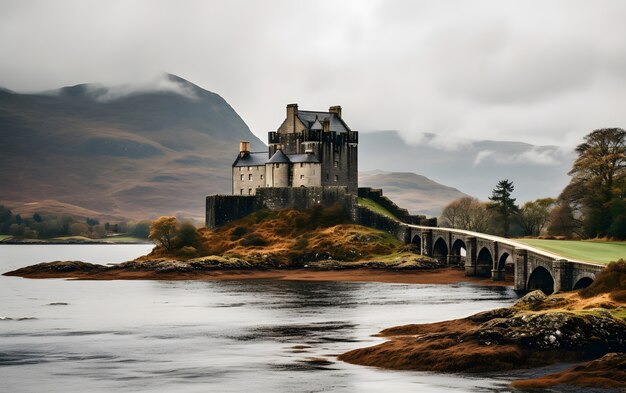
[255, 186, 355, 211]
[319, 135, 355, 193]
[232, 165, 265, 195]
[206, 186, 428, 244]
[292, 163, 321, 187]
[206, 195, 259, 229]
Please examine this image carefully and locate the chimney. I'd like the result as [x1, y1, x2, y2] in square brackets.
[322, 118, 330, 133]
[239, 140, 250, 157]
[329, 105, 342, 118]
[286, 103, 298, 131]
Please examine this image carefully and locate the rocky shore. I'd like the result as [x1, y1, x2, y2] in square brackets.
[2, 258, 514, 286]
[339, 289, 626, 388]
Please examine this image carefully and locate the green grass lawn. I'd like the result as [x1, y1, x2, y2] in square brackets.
[516, 239, 626, 265]
[0, 235, 11, 241]
[357, 197, 398, 220]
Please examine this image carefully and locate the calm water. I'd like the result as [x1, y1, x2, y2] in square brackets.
[0, 245, 528, 392]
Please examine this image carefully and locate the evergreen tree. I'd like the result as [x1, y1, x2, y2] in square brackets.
[488, 179, 518, 236]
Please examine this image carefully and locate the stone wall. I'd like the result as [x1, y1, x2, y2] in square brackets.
[206, 186, 430, 239]
[205, 195, 259, 229]
[255, 186, 356, 211]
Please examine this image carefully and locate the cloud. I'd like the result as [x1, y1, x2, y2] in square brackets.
[1, 0, 625, 148]
[85, 74, 199, 102]
[473, 147, 563, 167]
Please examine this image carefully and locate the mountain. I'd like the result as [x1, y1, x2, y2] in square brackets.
[359, 170, 470, 216]
[359, 131, 575, 204]
[0, 74, 265, 220]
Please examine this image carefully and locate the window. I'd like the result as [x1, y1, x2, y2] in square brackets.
[248, 188, 252, 195]
[325, 173, 329, 180]
[334, 161, 339, 168]
[334, 175, 338, 182]
[300, 175, 304, 180]
[240, 189, 243, 195]
[276, 164, 280, 168]
[240, 174, 244, 181]
[239, 167, 243, 172]
[260, 174, 264, 180]
[300, 163, 303, 168]
[248, 174, 252, 181]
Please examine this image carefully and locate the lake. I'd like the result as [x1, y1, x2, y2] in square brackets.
[1, 244, 534, 392]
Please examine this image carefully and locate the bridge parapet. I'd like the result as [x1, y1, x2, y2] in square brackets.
[405, 224, 606, 293]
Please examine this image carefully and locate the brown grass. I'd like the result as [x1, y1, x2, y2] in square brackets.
[580, 259, 626, 301]
[144, 205, 406, 265]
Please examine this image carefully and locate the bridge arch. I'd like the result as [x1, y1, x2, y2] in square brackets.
[411, 234, 422, 254]
[432, 237, 449, 263]
[527, 266, 555, 295]
[573, 276, 594, 290]
[476, 247, 493, 277]
[497, 252, 510, 271]
[450, 239, 467, 266]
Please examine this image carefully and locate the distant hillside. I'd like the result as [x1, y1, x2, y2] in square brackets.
[359, 171, 470, 216]
[0, 74, 265, 220]
[359, 131, 575, 203]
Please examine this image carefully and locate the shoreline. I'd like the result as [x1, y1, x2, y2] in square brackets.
[0, 239, 152, 245]
[3, 265, 514, 286]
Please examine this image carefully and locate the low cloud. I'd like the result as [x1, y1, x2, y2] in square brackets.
[473, 147, 563, 167]
[1, 1, 625, 148]
[85, 74, 198, 102]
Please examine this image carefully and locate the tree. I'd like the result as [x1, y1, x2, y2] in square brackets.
[561, 128, 626, 238]
[32, 212, 42, 222]
[177, 222, 199, 248]
[86, 217, 99, 227]
[517, 198, 555, 236]
[148, 216, 179, 251]
[547, 202, 583, 238]
[440, 196, 492, 232]
[488, 179, 518, 236]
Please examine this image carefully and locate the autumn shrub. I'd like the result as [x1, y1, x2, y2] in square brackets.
[579, 259, 626, 300]
[240, 233, 268, 247]
[230, 226, 247, 241]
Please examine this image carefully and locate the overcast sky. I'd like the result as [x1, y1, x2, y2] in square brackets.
[1, 0, 625, 148]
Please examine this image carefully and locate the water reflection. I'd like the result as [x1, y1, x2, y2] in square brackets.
[0, 245, 536, 393]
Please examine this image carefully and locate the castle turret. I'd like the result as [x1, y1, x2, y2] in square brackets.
[265, 147, 290, 187]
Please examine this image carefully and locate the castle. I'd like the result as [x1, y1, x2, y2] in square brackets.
[232, 104, 359, 195]
[207, 103, 432, 231]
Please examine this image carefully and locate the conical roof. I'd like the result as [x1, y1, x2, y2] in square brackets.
[267, 149, 291, 164]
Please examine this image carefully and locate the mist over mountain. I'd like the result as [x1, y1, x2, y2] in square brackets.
[0, 74, 264, 220]
[359, 131, 575, 204]
[0, 74, 576, 222]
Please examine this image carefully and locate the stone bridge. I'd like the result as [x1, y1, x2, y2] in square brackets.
[403, 224, 604, 294]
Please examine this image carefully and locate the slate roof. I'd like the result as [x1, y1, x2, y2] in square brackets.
[310, 117, 323, 131]
[296, 111, 350, 132]
[232, 152, 267, 167]
[267, 149, 291, 164]
[288, 153, 320, 163]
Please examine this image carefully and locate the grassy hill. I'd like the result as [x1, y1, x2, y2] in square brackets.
[359, 170, 469, 216]
[0, 74, 264, 220]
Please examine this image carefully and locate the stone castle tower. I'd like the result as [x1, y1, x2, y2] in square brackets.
[232, 104, 359, 195]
